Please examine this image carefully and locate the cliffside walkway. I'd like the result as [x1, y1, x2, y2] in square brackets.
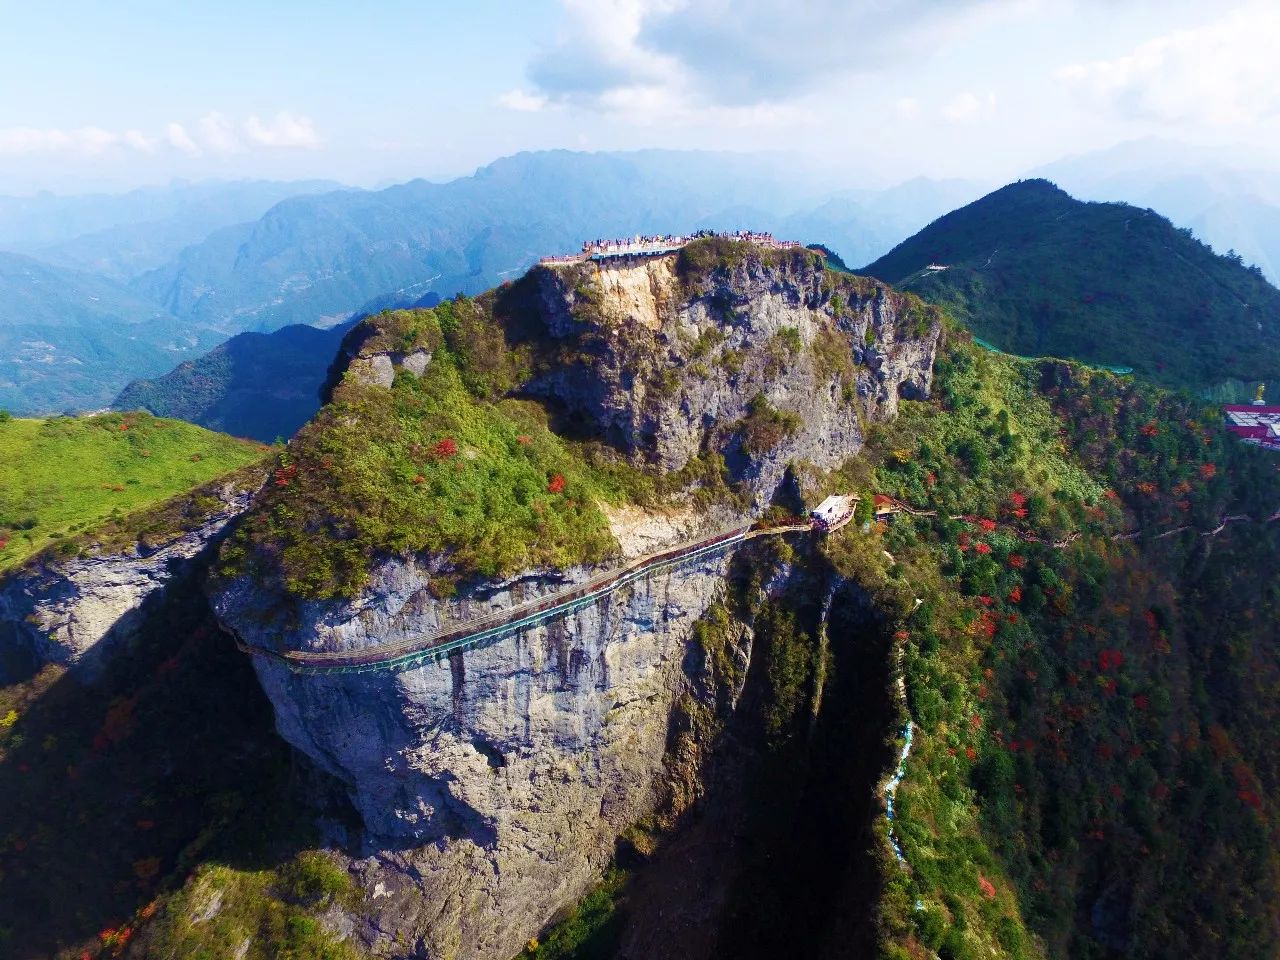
[242, 517, 818, 676]
[240, 494, 1276, 677]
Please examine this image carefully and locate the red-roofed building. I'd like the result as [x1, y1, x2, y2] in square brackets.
[1224, 404, 1280, 452]
[873, 494, 902, 520]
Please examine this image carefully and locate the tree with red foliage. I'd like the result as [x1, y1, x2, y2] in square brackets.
[547, 473, 566, 494]
[1099, 649, 1126, 671]
[433, 437, 458, 458]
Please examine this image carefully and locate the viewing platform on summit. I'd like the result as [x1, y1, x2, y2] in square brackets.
[538, 229, 802, 266]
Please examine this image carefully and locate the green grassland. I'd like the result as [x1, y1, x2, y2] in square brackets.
[0, 411, 266, 572]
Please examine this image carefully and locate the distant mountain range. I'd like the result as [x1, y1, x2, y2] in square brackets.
[0, 179, 342, 280]
[126, 151, 984, 334]
[0, 251, 216, 414]
[3, 151, 982, 417]
[14, 141, 1280, 421]
[864, 179, 1280, 395]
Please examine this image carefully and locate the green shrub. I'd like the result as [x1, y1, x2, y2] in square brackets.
[737, 393, 801, 457]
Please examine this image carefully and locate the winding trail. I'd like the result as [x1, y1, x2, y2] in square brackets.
[885, 496, 1278, 548]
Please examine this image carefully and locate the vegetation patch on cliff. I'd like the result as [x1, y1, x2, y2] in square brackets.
[0, 412, 266, 572]
[228, 245, 942, 599]
[224, 337, 617, 599]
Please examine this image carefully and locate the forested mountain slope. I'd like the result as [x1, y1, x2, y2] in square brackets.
[2, 240, 1278, 960]
[864, 179, 1280, 395]
[112, 321, 357, 442]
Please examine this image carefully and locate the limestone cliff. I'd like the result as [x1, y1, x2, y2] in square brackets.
[212, 241, 941, 958]
[528, 246, 938, 503]
[0, 473, 260, 681]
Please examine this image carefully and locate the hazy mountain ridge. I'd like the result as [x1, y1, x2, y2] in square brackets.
[0, 179, 343, 279]
[1032, 138, 1280, 283]
[0, 251, 217, 414]
[127, 151, 983, 334]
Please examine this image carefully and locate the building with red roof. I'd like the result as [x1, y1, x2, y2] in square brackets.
[1224, 404, 1280, 452]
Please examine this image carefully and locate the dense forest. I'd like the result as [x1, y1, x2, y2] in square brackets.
[854, 339, 1280, 958]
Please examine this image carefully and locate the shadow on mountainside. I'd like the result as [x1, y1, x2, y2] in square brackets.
[0, 567, 348, 960]
[609, 550, 896, 960]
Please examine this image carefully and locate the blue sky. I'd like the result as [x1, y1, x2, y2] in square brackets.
[2, 0, 1277, 193]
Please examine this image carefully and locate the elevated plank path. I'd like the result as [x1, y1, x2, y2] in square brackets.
[238, 494, 1276, 677]
[241, 516, 820, 676]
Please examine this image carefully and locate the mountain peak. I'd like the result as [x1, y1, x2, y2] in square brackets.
[862, 179, 1280, 391]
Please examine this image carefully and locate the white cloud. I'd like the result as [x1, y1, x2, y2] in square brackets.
[166, 122, 201, 156]
[896, 97, 922, 119]
[244, 111, 321, 149]
[0, 126, 133, 155]
[942, 91, 996, 123]
[78, 126, 119, 153]
[123, 129, 157, 153]
[0, 128, 72, 154]
[198, 112, 243, 153]
[497, 89, 550, 113]
[0, 113, 322, 159]
[1058, 3, 1280, 126]
[527, 0, 1019, 112]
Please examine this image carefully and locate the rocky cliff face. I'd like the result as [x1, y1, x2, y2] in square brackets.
[528, 248, 938, 505]
[212, 243, 941, 958]
[0, 478, 257, 682]
[222, 534, 742, 958]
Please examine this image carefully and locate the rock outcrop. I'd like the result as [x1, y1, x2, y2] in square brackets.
[0, 477, 258, 681]
[528, 249, 939, 505]
[212, 242, 942, 958]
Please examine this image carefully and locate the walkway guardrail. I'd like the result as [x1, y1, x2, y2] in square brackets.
[241, 519, 814, 676]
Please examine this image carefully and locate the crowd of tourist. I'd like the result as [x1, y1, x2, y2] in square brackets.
[539, 229, 800, 265]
